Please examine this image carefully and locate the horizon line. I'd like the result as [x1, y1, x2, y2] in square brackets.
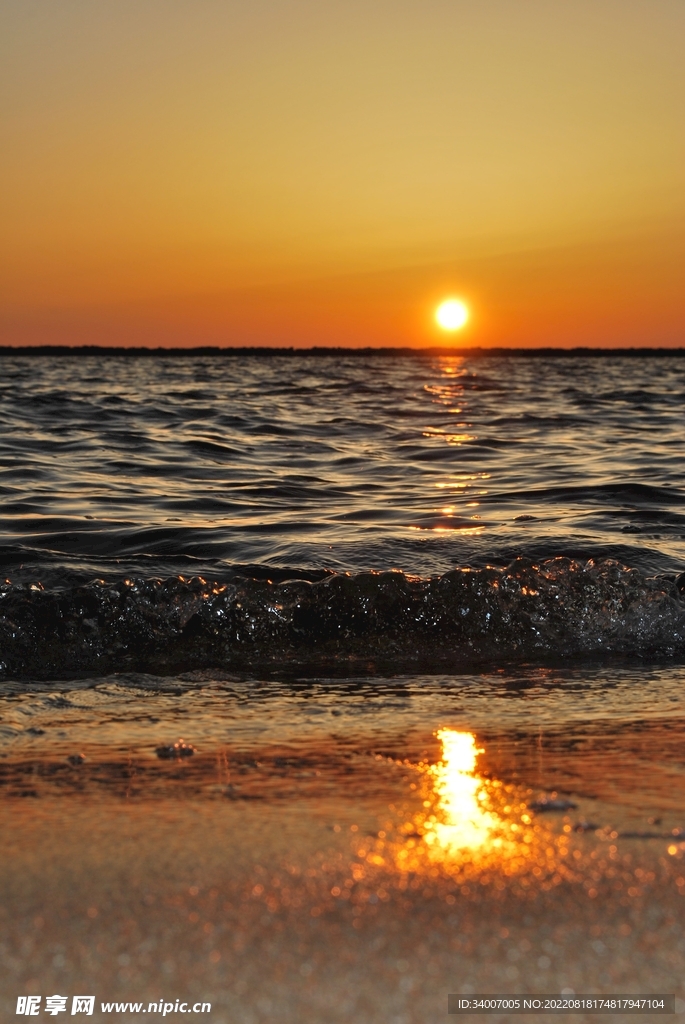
[0, 344, 684, 358]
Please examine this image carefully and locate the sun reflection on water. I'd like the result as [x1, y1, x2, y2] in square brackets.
[389, 727, 563, 883]
[423, 730, 495, 853]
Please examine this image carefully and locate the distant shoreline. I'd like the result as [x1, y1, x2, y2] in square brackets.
[0, 344, 684, 358]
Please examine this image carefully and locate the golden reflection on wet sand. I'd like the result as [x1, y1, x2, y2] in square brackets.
[385, 728, 575, 892]
[423, 730, 495, 853]
[3, 715, 685, 1021]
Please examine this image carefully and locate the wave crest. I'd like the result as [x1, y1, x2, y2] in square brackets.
[1, 557, 684, 679]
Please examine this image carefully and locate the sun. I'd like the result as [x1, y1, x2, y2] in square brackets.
[435, 298, 469, 331]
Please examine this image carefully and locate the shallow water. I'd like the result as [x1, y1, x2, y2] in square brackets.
[2, 663, 685, 823]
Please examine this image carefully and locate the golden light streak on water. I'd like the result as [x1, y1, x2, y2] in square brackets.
[382, 728, 577, 891]
[423, 730, 496, 853]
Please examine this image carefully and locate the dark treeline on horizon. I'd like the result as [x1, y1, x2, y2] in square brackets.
[0, 344, 684, 358]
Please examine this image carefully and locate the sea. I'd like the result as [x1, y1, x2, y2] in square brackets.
[1, 350, 685, 1016]
[1, 351, 684, 678]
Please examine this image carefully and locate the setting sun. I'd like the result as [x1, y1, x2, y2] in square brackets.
[435, 298, 469, 331]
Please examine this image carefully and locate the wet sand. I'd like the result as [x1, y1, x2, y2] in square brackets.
[2, 670, 685, 1022]
[0, 770, 679, 1019]
[1, 796, 684, 1023]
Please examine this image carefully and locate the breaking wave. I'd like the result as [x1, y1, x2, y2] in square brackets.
[1, 557, 685, 680]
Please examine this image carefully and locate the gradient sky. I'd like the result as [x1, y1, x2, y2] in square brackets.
[1, 0, 684, 348]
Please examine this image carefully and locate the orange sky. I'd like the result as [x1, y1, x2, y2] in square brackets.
[1, 0, 684, 348]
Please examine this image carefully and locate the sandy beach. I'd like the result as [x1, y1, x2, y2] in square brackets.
[2, 669, 684, 1023]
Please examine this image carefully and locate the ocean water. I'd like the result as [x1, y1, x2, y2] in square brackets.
[0, 352, 684, 678]
[3, 352, 685, 1018]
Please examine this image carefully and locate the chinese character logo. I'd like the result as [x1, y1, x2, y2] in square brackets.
[15, 999, 40, 1015]
[45, 996, 68, 1016]
[16, 997, 41, 1016]
[71, 998, 95, 1016]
